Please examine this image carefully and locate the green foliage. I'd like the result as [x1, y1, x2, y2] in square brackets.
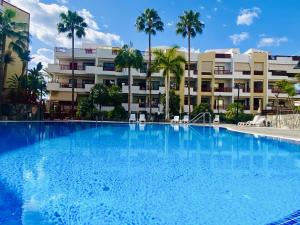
[176, 10, 205, 38]
[90, 83, 109, 108]
[225, 103, 244, 122]
[8, 62, 47, 104]
[160, 90, 180, 117]
[76, 97, 95, 120]
[191, 103, 213, 117]
[57, 10, 87, 39]
[107, 85, 122, 106]
[108, 105, 127, 120]
[114, 44, 144, 71]
[153, 46, 186, 85]
[135, 8, 164, 35]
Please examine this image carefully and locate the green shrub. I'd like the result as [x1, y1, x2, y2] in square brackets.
[108, 106, 127, 120]
[191, 103, 213, 117]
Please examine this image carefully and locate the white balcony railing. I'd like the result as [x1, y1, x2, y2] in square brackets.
[54, 47, 96, 58]
[184, 87, 197, 95]
[121, 103, 162, 113]
[47, 82, 94, 93]
[122, 85, 165, 95]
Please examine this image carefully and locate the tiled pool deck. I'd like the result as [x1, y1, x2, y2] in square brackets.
[220, 124, 300, 142]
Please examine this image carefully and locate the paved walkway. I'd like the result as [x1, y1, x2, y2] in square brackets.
[220, 124, 300, 142]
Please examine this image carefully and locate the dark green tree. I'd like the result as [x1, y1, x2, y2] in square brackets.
[176, 10, 204, 116]
[136, 9, 164, 116]
[57, 10, 87, 119]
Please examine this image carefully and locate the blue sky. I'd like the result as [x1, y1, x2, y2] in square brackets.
[8, 0, 300, 65]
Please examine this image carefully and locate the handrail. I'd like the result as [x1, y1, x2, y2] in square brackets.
[190, 112, 212, 124]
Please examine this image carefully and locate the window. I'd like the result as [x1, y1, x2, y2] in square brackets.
[103, 62, 115, 71]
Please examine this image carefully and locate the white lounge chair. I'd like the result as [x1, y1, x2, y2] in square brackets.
[182, 115, 189, 123]
[247, 115, 260, 126]
[213, 115, 220, 124]
[129, 113, 136, 123]
[139, 114, 146, 123]
[171, 116, 180, 123]
[252, 116, 266, 127]
[238, 115, 259, 126]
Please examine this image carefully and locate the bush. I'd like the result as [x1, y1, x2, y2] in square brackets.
[191, 103, 213, 117]
[108, 106, 127, 120]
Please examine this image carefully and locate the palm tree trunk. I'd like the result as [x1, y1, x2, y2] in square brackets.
[71, 29, 75, 119]
[165, 73, 170, 120]
[128, 67, 131, 115]
[188, 33, 191, 117]
[148, 32, 152, 118]
[0, 36, 7, 117]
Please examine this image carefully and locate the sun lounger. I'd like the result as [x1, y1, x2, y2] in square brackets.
[139, 114, 146, 123]
[129, 113, 136, 123]
[171, 116, 180, 123]
[213, 115, 220, 124]
[182, 115, 189, 123]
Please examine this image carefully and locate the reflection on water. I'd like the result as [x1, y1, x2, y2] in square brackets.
[0, 122, 299, 225]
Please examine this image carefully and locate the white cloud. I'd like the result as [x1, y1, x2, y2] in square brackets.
[7, 0, 122, 47]
[217, 0, 222, 2]
[179, 47, 201, 54]
[206, 15, 212, 19]
[257, 36, 288, 47]
[57, 0, 68, 4]
[229, 32, 249, 45]
[237, 7, 261, 26]
[167, 21, 174, 27]
[31, 48, 54, 67]
[214, 8, 218, 12]
[200, 6, 205, 10]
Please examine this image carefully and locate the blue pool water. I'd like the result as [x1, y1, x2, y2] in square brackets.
[0, 122, 299, 225]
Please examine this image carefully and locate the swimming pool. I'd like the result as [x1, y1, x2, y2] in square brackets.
[0, 122, 299, 225]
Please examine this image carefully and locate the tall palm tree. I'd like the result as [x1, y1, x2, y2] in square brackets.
[57, 10, 87, 119]
[176, 10, 204, 117]
[114, 44, 144, 115]
[136, 8, 164, 117]
[0, 9, 28, 115]
[153, 46, 185, 120]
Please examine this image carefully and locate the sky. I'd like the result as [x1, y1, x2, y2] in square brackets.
[6, 0, 300, 66]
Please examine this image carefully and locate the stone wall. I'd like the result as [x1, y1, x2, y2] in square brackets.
[267, 114, 300, 130]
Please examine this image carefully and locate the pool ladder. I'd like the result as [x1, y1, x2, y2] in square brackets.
[190, 112, 212, 124]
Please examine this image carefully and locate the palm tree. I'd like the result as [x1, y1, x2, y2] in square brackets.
[9, 41, 31, 76]
[176, 10, 204, 117]
[114, 44, 144, 115]
[136, 8, 164, 117]
[3, 51, 15, 81]
[57, 10, 87, 119]
[153, 46, 185, 120]
[0, 9, 28, 115]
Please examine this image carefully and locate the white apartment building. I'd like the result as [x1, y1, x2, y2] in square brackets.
[46, 44, 300, 115]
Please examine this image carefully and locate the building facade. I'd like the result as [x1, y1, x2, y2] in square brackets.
[1, 0, 30, 89]
[46, 44, 300, 115]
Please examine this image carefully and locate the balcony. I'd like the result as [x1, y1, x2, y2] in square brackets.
[201, 87, 212, 92]
[54, 47, 96, 58]
[233, 87, 250, 96]
[214, 87, 232, 92]
[267, 88, 288, 98]
[184, 87, 197, 95]
[121, 103, 162, 113]
[254, 88, 264, 93]
[214, 70, 232, 75]
[47, 64, 91, 75]
[122, 85, 165, 95]
[47, 82, 94, 92]
[254, 71, 264, 75]
[184, 70, 198, 78]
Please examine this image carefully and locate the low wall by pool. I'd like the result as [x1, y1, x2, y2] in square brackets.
[267, 114, 300, 129]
